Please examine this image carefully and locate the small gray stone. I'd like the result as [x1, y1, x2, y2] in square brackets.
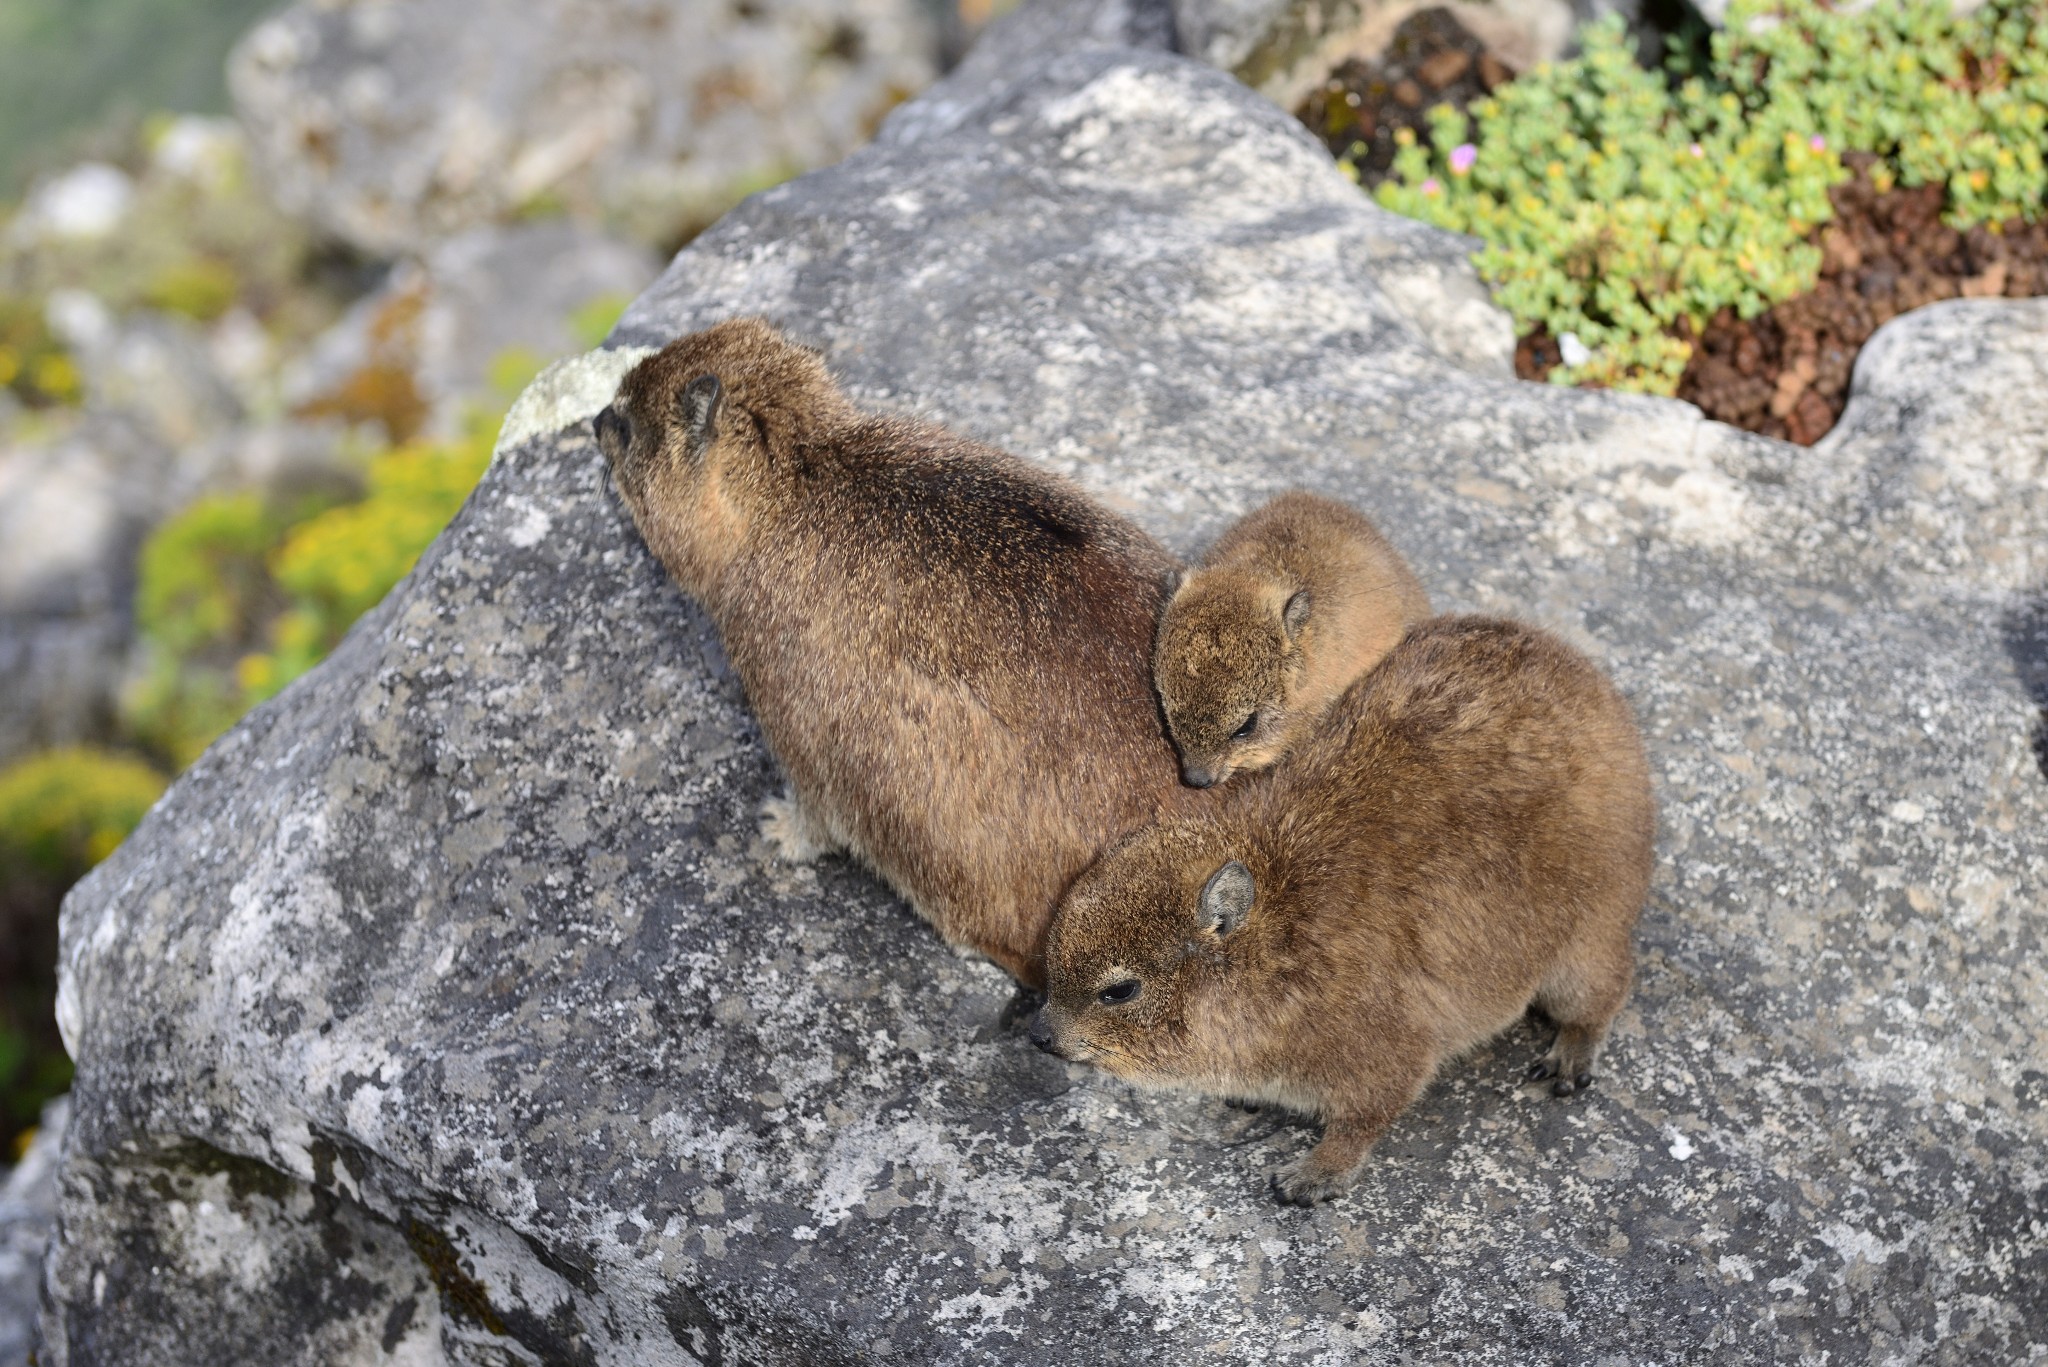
[69, 313, 242, 451]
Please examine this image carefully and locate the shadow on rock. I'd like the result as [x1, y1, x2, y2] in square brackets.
[2001, 593, 2048, 780]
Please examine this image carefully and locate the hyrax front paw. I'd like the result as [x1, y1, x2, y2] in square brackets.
[759, 794, 831, 864]
[1271, 1157, 1349, 1207]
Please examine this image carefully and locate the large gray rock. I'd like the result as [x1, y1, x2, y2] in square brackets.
[229, 0, 942, 256]
[43, 31, 2048, 1367]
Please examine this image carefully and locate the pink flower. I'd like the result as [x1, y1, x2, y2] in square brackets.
[1449, 143, 1478, 174]
[1421, 178, 1442, 196]
[1810, 134, 1826, 151]
[1690, 142, 1705, 158]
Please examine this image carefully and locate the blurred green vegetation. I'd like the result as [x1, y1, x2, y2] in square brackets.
[0, 0, 646, 1151]
[0, 747, 167, 1131]
[125, 413, 501, 768]
[0, 291, 82, 407]
[0, 0, 282, 198]
[0, 748, 165, 897]
[0, 233, 629, 1143]
[3, 113, 347, 373]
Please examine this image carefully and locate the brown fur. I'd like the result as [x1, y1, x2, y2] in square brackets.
[594, 318, 1188, 986]
[1155, 491, 1430, 788]
[1034, 616, 1655, 1203]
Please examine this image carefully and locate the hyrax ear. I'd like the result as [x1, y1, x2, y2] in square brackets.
[676, 374, 724, 461]
[1282, 589, 1312, 640]
[1197, 860, 1255, 937]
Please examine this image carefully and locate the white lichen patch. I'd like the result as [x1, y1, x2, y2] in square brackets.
[496, 345, 656, 455]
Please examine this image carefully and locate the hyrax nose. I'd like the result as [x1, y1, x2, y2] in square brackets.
[1182, 765, 1216, 789]
[1027, 1011, 1059, 1055]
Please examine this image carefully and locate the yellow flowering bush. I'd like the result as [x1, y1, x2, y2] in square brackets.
[0, 747, 166, 874]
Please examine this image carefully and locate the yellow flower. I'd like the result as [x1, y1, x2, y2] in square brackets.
[31, 353, 81, 403]
[235, 654, 277, 696]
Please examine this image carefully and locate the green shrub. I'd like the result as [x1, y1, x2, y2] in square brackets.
[0, 747, 166, 873]
[143, 254, 240, 322]
[0, 746, 165, 1136]
[1372, 0, 2048, 392]
[247, 417, 495, 701]
[0, 290, 81, 407]
[568, 292, 631, 350]
[124, 492, 293, 766]
[124, 415, 495, 749]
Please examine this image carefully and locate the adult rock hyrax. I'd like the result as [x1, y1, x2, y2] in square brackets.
[1154, 491, 1429, 788]
[1033, 616, 1654, 1204]
[593, 318, 1186, 987]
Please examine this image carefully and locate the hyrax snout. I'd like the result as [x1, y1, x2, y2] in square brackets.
[1038, 616, 1654, 1204]
[596, 318, 1187, 987]
[1155, 491, 1428, 789]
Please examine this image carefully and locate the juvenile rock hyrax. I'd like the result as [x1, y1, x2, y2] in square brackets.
[1032, 616, 1654, 1204]
[593, 318, 1186, 987]
[1154, 491, 1429, 788]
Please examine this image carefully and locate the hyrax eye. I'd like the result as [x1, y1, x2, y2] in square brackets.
[1098, 979, 1141, 1005]
[1231, 713, 1258, 741]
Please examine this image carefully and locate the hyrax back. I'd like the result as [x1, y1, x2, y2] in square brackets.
[1154, 491, 1429, 788]
[1035, 616, 1654, 1203]
[594, 318, 1185, 986]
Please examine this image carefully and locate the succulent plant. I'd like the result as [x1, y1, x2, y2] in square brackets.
[1372, 0, 2048, 393]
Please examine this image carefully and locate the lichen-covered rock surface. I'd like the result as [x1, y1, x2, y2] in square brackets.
[43, 19, 2048, 1367]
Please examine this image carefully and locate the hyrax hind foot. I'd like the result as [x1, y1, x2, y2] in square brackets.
[759, 792, 838, 864]
[1525, 1022, 1605, 1097]
[1524, 1055, 1595, 1096]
